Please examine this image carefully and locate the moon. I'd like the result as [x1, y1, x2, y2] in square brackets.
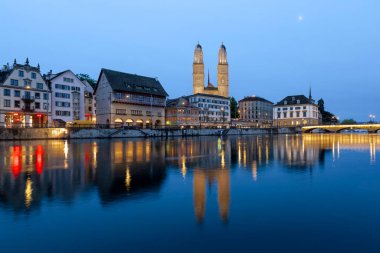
[298, 16, 304, 21]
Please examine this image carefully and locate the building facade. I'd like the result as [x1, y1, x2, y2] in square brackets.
[165, 97, 200, 127]
[95, 68, 168, 128]
[45, 70, 86, 124]
[193, 43, 229, 98]
[0, 59, 51, 127]
[82, 80, 96, 122]
[238, 96, 273, 127]
[188, 93, 230, 127]
[273, 95, 320, 127]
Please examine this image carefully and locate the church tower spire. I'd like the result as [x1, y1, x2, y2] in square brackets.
[193, 42, 205, 95]
[217, 43, 229, 97]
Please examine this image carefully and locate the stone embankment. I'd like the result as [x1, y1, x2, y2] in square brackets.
[0, 127, 297, 140]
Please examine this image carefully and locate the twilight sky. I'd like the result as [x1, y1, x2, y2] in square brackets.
[1, 0, 379, 121]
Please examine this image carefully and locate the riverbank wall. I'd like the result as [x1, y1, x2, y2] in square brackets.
[0, 127, 298, 140]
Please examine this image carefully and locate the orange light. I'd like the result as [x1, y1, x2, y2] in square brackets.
[36, 114, 42, 117]
[13, 113, 18, 116]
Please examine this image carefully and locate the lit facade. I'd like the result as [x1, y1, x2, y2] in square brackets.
[83, 80, 96, 122]
[273, 95, 320, 127]
[188, 93, 230, 127]
[165, 97, 200, 127]
[193, 43, 229, 98]
[45, 70, 86, 124]
[95, 68, 168, 128]
[238, 96, 273, 127]
[0, 59, 52, 127]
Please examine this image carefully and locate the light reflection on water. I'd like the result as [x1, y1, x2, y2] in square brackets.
[0, 134, 379, 252]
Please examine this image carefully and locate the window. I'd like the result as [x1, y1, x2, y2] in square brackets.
[157, 112, 162, 117]
[131, 110, 142, 116]
[303, 111, 307, 117]
[43, 93, 49, 100]
[4, 99, 10, 107]
[116, 109, 126, 115]
[24, 79, 31, 87]
[35, 102, 40, 109]
[71, 86, 80, 92]
[296, 111, 300, 117]
[43, 103, 48, 109]
[290, 112, 294, 118]
[18, 70, 24, 77]
[55, 83, 70, 90]
[88, 106, 92, 112]
[10, 79, 19, 86]
[63, 77, 74, 83]
[14, 90, 20, 97]
[37, 83, 44, 89]
[31, 72, 36, 79]
[146, 111, 151, 116]
[35, 93, 41, 99]
[55, 110, 71, 116]
[283, 112, 287, 118]
[14, 100, 20, 108]
[55, 101, 71, 107]
[3, 89, 10, 96]
[55, 92, 70, 99]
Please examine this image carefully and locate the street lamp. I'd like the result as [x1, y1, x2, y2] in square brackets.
[369, 114, 376, 123]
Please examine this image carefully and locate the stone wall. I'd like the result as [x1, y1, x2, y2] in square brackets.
[0, 127, 297, 140]
[0, 128, 68, 140]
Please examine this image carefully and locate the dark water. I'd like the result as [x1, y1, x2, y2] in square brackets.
[0, 134, 379, 253]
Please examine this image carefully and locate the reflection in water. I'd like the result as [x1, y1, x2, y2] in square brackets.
[0, 134, 378, 220]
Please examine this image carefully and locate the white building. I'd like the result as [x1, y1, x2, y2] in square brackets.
[45, 70, 86, 124]
[273, 94, 320, 127]
[188, 93, 230, 127]
[0, 59, 52, 127]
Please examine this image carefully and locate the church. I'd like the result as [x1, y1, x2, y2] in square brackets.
[193, 43, 229, 98]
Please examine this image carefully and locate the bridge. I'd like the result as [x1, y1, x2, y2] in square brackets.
[302, 124, 380, 133]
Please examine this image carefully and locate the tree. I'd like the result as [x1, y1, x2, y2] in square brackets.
[341, 118, 357, 125]
[230, 97, 239, 119]
[317, 99, 325, 112]
[76, 73, 96, 87]
[317, 97, 338, 124]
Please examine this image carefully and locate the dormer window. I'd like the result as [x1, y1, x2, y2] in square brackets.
[292, 96, 295, 101]
[297, 100, 300, 104]
[284, 100, 287, 105]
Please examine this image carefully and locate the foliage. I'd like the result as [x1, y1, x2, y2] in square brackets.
[76, 73, 96, 87]
[318, 98, 338, 124]
[230, 97, 239, 119]
[341, 118, 357, 125]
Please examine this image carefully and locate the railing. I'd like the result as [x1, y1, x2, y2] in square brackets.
[22, 95, 35, 102]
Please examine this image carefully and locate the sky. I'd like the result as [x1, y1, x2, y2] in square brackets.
[1, 0, 379, 121]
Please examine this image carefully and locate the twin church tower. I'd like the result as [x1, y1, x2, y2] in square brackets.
[193, 43, 229, 97]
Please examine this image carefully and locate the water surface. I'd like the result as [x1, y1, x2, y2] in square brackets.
[0, 134, 379, 253]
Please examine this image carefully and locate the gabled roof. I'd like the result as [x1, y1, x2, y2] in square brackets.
[96, 68, 168, 97]
[166, 96, 198, 108]
[275, 95, 314, 106]
[239, 96, 273, 104]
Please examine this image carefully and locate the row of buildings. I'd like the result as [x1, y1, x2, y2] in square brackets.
[0, 59, 95, 127]
[0, 43, 320, 128]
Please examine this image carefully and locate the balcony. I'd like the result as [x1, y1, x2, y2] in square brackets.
[22, 95, 35, 103]
[22, 106, 35, 112]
